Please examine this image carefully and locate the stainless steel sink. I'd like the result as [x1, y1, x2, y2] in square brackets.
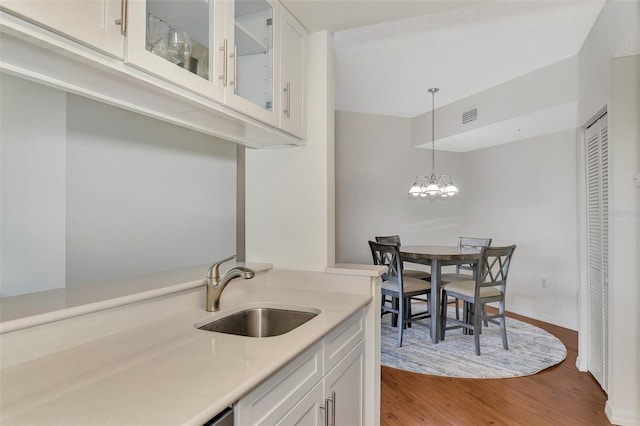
[197, 307, 319, 337]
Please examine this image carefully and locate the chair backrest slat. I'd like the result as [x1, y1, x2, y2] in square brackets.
[375, 235, 401, 244]
[457, 236, 492, 273]
[368, 240, 405, 296]
[476, 245, 516, 296]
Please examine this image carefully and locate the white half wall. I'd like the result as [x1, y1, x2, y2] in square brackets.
[0, 74, 66, 296]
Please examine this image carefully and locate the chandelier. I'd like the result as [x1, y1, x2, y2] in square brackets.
[408, 88, 459, 198]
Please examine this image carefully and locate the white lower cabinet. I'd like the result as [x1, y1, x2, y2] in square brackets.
[235, 309, 366, 426]
[277, 381, 324, 425]
[323, 340, 365, 426]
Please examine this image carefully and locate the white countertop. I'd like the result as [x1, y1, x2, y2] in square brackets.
[0, 266, 376, 425]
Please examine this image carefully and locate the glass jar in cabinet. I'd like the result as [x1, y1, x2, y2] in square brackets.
[125, 0, 226, 102]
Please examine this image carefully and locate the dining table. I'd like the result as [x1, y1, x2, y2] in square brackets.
[400, 245, 481, 344]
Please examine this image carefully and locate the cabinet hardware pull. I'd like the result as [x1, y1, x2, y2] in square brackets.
[231, 45, 238, 94]
[320, 399, 330, 426]
[218, 39, 227, 86]
[330, 391, 336, 426]
[283, 82, 291, 118]
[114, 0, 127, 35]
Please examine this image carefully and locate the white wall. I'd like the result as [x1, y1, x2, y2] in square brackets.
[65, 95, 236, 286]
[576, 1, 640, 423]
[462, 129, 579, 329]
[245, 31, 335, 270]
[411, 56, 579, 152]
[0, 75, 237, 296]
[608, 52, 640, 426]
[0, 74, 66, 296]
[335, 111, 465, 265]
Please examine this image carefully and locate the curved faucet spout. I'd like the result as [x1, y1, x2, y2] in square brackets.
[206, 256, 255, 312]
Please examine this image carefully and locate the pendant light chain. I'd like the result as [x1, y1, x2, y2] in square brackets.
[430, 88, 437, 178]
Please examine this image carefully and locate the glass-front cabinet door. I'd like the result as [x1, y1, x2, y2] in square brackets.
[126, 0, 279, 127]
[223, 0, 279, 127]
[126, 0, 225, 102]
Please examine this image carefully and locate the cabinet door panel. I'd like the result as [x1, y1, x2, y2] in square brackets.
[324, 308, 365, 374]
[125, 0, 225, 101]
[276, 381, 324, 426]
[279, 6, 305, 138]
[224, 0, 279, 126]
[1, 0, 124, 58]
[235, 341, 323, 426]
[324, 340, 365, 426]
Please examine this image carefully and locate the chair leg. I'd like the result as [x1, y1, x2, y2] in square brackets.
[391, 297, 399, 327]
[397, 296, 404, 347]
[463, 302, 471, 335]
[500, 305, 508, 350]
[455, 298, 460, 320]
[482, 303, 489, 327]
[440, 292, 448, 341]
[474, 303, 481, 356]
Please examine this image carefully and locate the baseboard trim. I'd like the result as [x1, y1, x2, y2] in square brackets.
[575, 355, 588, 372]
[606, 400, 640, 426]
[505, 304, 578, 330]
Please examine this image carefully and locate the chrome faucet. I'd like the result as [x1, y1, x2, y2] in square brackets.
[206, 255, 255, 312]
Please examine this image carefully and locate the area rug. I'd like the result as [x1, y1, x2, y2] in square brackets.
[381, 309, 567, 379]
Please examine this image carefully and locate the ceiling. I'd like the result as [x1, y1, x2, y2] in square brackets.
[281, 0, 606, 121]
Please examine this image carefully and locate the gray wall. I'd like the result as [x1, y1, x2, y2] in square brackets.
[461, 129, 578, 328]
[335, 111, 465, 266]
[335, 109, 579, 329]
[0, 74, 237, 296]
[1, 75, 67, 295]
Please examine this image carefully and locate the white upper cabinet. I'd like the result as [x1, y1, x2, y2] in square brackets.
[223, 0, 279, 127]
[126, 0, 280, 127]
[0, 0, 125, 58]
[125, 0, 225, 101]
[0, 0, 306, 144]
[279, 6, 306, 138]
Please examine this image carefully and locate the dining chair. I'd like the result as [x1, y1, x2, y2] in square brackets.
[441, 237, 492, 320]
[440, 245, 516, 355]
[374, 235, 431, 326]
[441, 237, 492, 282]
[374, 235, 431, 280]
[369, 240, 431, 347]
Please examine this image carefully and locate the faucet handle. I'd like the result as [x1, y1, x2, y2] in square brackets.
[207, 254, 236, 279]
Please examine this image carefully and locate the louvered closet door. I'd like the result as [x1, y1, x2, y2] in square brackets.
[585, 112, 609, 391]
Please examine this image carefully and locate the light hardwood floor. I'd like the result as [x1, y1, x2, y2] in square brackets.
[380, 311, 610, 425]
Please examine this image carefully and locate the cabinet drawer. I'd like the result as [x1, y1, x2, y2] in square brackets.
[235, 340, 323, 426]
[323, 308, 365, 374]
